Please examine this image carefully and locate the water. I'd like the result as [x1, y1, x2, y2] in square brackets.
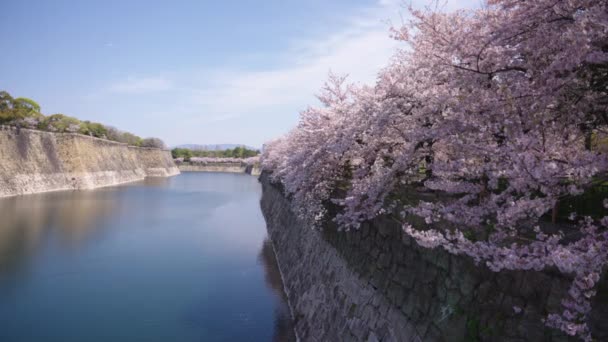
[0, 172, 295, 342]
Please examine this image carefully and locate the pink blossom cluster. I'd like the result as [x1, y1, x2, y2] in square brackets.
[180, 156, 260, 166]
[261, 1, 608, 339]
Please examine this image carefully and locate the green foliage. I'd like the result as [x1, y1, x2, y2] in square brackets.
[0, 90, 164, 147]
[465, 316, 496, 342]
[0, 91, 16, 123]
[171, 146, 260, 159]
[172, 148, 193, 159]
[0, 91, 13, 112]
[105, 126, 143, 146]
[39, 114, 81, 132]
[120, 132, 143, 147]
[14, 97, 41, 113]
[79, 121, 108, 138]
[0, 91, 43, 124]
[555, 183, 608, 221]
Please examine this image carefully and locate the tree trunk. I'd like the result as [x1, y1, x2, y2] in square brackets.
[552, 200, 559, 224]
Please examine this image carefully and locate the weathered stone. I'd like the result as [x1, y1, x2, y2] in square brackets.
[414, 285, 433, 315]
[370, 269, 388, 291]
[375, 323, 390, 341]
[422, 263, 439, 284]
[435, 250, 450, 271]
[423, 324, 443, 342]
[361, 223, 370, 238]
[394, 266, 415, 289]
[401, 233, 413, 246]
[387, 281, 405, 305]
[259, 174, 606, 342]
[371, 293, 382, 308]
[437, 313, 467, 340]
[437, 284, 448, 302]
[378, 252, 391, 269]
[377, 218, 394, 237]
[547, 280, 570, 313]
[0, 127, 179, 197]
[366, 331, 379, 342]
[401, 293, 416, 318]
[458, 273, 477, 296]
[445, 289, 461, 308]
[370, 247, 380, 259]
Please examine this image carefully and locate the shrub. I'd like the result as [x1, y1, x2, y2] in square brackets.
[0, 90, 164, 148]
[141, 137, 166, 149]
[39, 114, 81, 133]
[79, 121, 108, 138]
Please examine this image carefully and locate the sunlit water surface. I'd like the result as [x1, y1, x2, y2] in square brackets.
[0, 172, 294, 342]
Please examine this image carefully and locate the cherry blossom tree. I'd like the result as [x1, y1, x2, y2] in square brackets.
[186, 156, 260, 166]
[261, 0, 608, 339]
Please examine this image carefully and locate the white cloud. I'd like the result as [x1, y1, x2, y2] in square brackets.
[175, 0, 480, 128]
[109, 76, 173, 94]
[172, 1, 403, 127]
[100, 0, 481, 145]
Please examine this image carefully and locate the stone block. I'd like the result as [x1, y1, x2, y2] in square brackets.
[378, 252, 392, 269]
[394, 266, 415, 289]
[387, 281, 405, 306]
[370, 247, 380, 259]
[366, 331, 379, 342]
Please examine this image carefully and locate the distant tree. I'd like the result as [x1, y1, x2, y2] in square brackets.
[0, 91, 13, 113]
[14, 97, 41, 113]
[0, 92, 16, 125]
[120, 132, 143, 146]
[233, 146, 244, 158]
[172, 146, 260, 160]
[171, 148, 193, 159]
[104, 126, 123, 142]
[39, 114, 81, 133]
[0, 92, 43, 125]
[79, 121, 108, 138]
[141, 137, 166, 149]
[0, 90, 158, 149]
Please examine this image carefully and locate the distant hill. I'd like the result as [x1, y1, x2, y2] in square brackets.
[174, 144, 259, 151]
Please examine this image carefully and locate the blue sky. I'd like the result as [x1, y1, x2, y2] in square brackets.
[1, 0, 478, 148]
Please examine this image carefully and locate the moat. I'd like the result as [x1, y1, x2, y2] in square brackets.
[0, 172, 294, 342]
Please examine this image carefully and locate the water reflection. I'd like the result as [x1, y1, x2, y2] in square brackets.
[0, 191, 120, 276]
[0, 173, 295, 341]
[141, 176, 172, 188]
[258, 238, 297, 342]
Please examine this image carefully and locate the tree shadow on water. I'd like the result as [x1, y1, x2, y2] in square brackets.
[258, 238, 297, 342]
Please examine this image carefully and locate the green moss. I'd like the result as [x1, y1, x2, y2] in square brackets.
[464, 314, 498, 341]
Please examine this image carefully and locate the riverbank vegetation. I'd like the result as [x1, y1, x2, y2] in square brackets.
[171, 146, 260, 160]
[261, 1, 607, 340]
[174, 156, 260, 167]
[172, 146, 261, 167]
[0, 91, 165, 148]
[172, 146, 260, 166]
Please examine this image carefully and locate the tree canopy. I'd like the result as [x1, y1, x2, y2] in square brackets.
[172, 146, 260, 160]
[0, 90, 165, 148]
[261, 1, 608, 339]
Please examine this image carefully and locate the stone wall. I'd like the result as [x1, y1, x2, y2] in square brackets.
[0, 126, 179, 197]
[246, 164, 262, 176]
[178, 163, 247, 173]
[259, 173, 608, 342]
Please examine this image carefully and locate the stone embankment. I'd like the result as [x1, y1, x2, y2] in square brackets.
[0, 126, 179, 197]
[259, 172, 608, 342]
